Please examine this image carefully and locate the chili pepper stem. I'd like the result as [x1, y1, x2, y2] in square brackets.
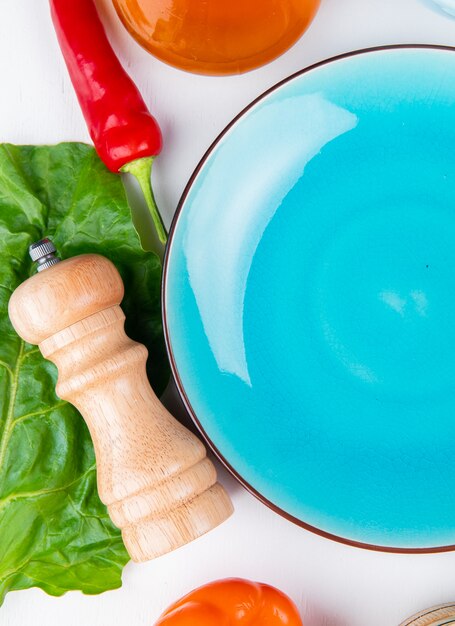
[121, 157, 168, 245]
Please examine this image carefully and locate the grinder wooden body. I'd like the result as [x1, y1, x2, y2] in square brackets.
[8, 253, 233, 562]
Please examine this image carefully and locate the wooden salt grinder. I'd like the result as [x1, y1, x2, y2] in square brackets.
[8, 240, 233, 562]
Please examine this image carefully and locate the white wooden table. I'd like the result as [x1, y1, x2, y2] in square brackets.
[2, 1, 455, 624]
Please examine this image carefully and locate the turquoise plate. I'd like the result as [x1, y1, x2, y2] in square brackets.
[163, 46, 455, 552]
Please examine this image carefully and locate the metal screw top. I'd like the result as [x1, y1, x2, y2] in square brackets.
[29, 238, 61, 273]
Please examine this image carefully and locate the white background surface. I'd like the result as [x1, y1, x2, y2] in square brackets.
[2, 1, 455, 625]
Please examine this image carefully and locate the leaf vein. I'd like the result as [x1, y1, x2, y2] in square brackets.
[0, 361, 13, 377]
[0, 465, 96, 512]
[0, 341, 24, 474]
[12, 401, 67, 428]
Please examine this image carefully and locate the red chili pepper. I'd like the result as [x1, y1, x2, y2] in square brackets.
[49, 0, 166, 244]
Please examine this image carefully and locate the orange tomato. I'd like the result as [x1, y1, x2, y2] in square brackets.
[112, 0, 320, 75]
[154, 578, 304, 625]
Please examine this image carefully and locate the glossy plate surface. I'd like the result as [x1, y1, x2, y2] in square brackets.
[164, 46, 455, 551]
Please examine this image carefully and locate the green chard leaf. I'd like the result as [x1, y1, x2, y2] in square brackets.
[0, 143, 169, 604]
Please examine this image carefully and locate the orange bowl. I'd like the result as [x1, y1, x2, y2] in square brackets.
[112, 0, 320, 75]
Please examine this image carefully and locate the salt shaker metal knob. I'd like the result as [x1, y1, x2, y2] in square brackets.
[29, 238, 61, 272]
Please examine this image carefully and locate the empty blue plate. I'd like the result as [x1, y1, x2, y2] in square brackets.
[163, 46, 455, 552]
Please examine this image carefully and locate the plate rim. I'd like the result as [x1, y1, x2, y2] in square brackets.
[162, 43, 455, 554]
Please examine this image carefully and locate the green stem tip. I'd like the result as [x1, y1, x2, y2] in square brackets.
[121, 157, 168, 245]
